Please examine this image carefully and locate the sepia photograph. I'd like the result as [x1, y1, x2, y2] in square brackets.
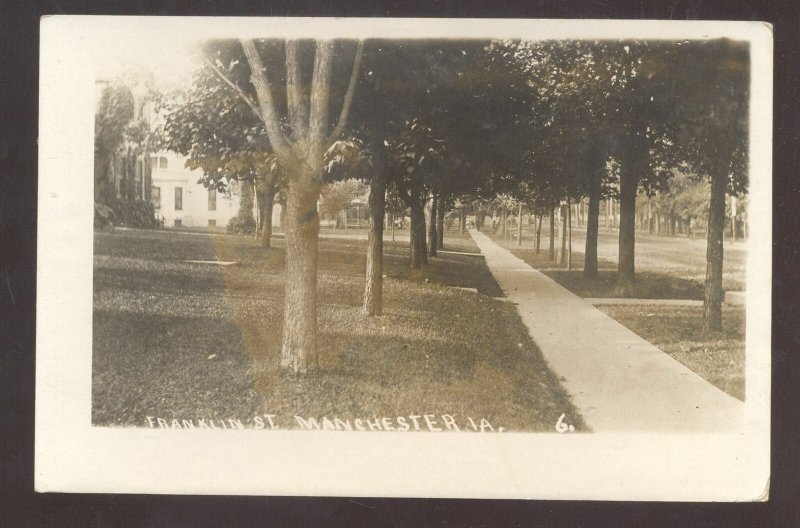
[36, 17, 772, 499]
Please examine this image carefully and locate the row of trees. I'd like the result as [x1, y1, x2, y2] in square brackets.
[158, 37, 749, 373]
[487, 38, 747, 329]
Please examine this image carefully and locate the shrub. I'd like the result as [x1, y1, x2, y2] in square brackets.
[97, 197, 163, 229]
[227, 215, 256, 235]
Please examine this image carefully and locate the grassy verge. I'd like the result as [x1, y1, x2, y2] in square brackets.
[483, 226, 746, 401]
[596, 305, 745, 401]
[93, 229, 584, 432]
[487, 230, 709, 299]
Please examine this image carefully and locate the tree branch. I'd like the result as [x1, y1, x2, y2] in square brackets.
[308, 40, 336, 146]
[328, 40, 365, 144]
[200, 54, 262, 123]
[285, 40, 308, 140]
[240, 39, 294, 161]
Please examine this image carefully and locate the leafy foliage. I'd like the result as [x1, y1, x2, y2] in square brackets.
[95, 196, 163, 229]
[95, 85, 135, 157]
[318, 179, 368, 219]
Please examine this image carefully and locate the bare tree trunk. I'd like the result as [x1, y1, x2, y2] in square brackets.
[260, 185, 276, 248]
[558, 203, 567, 265]
[363, 123, 386, 316]
[436, 194, 445, 250]
[281, 182, 321, 372]
[516, 203, 523, 246]
[409, 188, 426, 269]
[617, 160, 639, 297]
[535, 215, 543, 254]
[584, 173, 601, 278]
[741, 212, 747, 239]
[460, 209, 466, 234]
[428, 191, 438, 257]
[390, 211, 395, 242]
[703, 170, 727, 332]
[567, 199, 572, 270]
[548, 206, 556, 260]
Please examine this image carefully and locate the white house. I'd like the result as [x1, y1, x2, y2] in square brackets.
[149, 151, 285, 231]
[149, 151, 239, 229]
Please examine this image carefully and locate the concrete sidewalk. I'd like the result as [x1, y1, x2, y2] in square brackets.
[469, 229, 744, 433]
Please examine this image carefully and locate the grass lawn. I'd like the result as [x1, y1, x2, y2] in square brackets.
[93, 228, 584, 432]
[596, 305, 745, 401]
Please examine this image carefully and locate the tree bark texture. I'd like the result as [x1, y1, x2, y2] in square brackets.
[584, 171, 601, 278]
[567, 200, 572, 270]
[409, 195, 426, 269]
[535, 215, 542, 254]
[363, 124, 386, 316]
[436, 194, 445, 250]
[617, 151, 641, 297]
[549, 206, 556, 260]
[703, 168, 727, 332]
[281, 182, 321, 372]
[558, 203, 568, 265]
[428, 192, 438, 257]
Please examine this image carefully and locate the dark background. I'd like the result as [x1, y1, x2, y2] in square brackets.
[1, 1, 798, 526]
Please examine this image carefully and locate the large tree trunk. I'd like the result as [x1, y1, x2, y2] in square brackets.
[281, 182, 321, 372]
[363, 124, 386, 316]
[535, 215, 542, 254]
[703, 169, 727, 332]
[460, 209, 466, 234]
[584, 173, 601, 278]
[567, 199, 573, 270]
[548, 206, 556, 260]
[558, 203, 568, 265]
[436, 194, 445, 250]
[617, 158, 640, 297]
[428, 191, 438, 257]
[260, 185, 276, 248]
[409, 193, 425, 269]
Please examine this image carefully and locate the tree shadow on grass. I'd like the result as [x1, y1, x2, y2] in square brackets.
[92, 310, 263, 427]
[383, 245, 504, 297]
[543, 268, 706, 299]
[247, 327, 584, 433]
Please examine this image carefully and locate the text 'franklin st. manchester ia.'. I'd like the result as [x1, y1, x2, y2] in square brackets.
[145, 414, 505, 432]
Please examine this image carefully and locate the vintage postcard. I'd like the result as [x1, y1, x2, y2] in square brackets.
[36, 16, 771, 499]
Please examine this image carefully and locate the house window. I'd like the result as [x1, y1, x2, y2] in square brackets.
[174, 219, 182, 227]
[175, 187, 183, 211]
[150, 156, 168, 170]
[208, 189, 217, 211]
[208, 219, 216, 227]
[151, 186, 161, 208]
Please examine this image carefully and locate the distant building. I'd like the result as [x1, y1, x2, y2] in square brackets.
[148, 151, 240, 229]
[96, 74, 285, 232]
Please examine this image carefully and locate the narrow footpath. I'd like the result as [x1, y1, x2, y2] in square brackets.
[469, 229, 744, 432]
